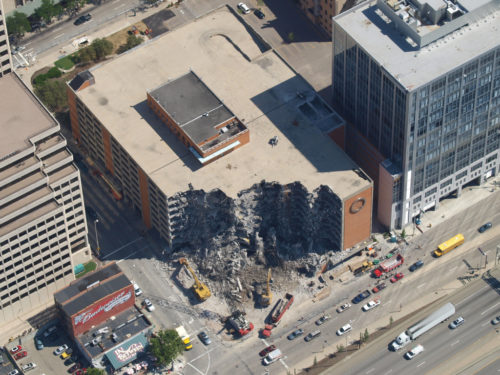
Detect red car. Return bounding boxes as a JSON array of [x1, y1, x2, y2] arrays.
[[75, 369, 86, 375], [390, 273, 404, 283], [372, 282, 387, 293], [14, 351, 27, 360], [10, 345, 22, 354], [259, 344, 276, 357]]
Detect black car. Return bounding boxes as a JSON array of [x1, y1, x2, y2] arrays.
[[352, 290, 371, 304], [478, 222, 492, 233], [74, 14, 91, 26], [64, 357, 75, 366], [198, 331, 211, 345], [287, 328, 304, 340], [254, 9, 265, 19], [409, 260, 424, 272]]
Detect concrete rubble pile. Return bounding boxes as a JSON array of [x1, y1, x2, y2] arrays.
[[168, 181, 343, 300]]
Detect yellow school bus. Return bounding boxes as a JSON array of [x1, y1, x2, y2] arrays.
[[434, 234, 465, 257]]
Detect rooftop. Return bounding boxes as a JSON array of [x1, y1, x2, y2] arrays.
[[55, 262, 131, 316], [74, 6, 370, 200], [334, 0, 500, 89], [0, 74, 57, 159]]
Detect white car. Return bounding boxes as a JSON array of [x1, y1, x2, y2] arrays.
[[362, 300, 380, 312], [336, 323, 352, 336], [143, 299, 155, 312], [54, 344, 68, 356], [405, 344, 424, 359], [237, 2, 250, 14], [21, 363, 37, 372], [336, 303, 351, 313]]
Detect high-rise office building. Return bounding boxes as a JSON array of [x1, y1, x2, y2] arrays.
[[0, 0, 12, 77], [332, 0, 500, 229], [0, 18, 90, 321]]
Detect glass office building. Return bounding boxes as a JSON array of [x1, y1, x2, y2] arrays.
[[332, 0, 500, 229]]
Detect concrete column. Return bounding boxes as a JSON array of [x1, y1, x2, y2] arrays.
[[434, 199, 440, 210], [456, 185, 462, 197]]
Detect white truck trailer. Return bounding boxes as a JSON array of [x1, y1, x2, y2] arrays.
[[390, 302, 455, 351]]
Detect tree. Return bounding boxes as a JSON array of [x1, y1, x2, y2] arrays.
[[91, 38, 113, 60], [401, 229, 406, 239], [34, 80, 68, 112], [363, 328, 370, 342], [117, 34, 143, 54], [86, 369, 105, 375], [148, 329, 184, 367], [6, 12, 31, 37], [35, 0, 58, 24], [390, 316, 394, 326], [77, 45, 97, 63], [287, 32, 295, 42]]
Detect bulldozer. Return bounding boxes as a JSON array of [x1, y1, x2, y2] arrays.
[[260, 268, 272, 307], [179, 258, 211, 301]]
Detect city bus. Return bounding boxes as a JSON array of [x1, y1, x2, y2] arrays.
[[434, 234, 465, 257]]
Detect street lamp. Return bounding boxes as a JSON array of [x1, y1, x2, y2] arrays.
[[94, 219, 100, 257]]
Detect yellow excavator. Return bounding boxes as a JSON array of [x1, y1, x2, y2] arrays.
[[179, 258, 211, 301], [260, 268, 272, 307]]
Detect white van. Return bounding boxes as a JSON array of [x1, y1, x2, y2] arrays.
[[237, 2, 251, 14], [262, 349, 282, 365], [405, 344, 424, 359]]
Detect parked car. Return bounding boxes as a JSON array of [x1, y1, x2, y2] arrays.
[[68, 363, 82, 373], [362, 300, 381, 311], [143, 299, 155, 311], [390, 273, 404, 283], [254, 9, 265, 19], [21, 362, 36, 372], [10, 345, 22, 354], [8, 370, 19, 375], [14, 351, 27, 360], [315, 314, 331, 326], [198, 331, 211, 345], [449, 316, 465, 329], [336, 303, 351, 313], [259, 345, 276, 357], [304, 330, 321, 342], [287, 328, 304, 340], [54, 344, 69, 356], [478, 222, 492, 233], [336, 324, 352, 336], [409, 260, 424, 272], [61, 351, 71, 359], [43, 326, 57, 338], [491, 315, 500, 325], [372, 283, 386, 293], [352, 290, 371, 304], [35, 337, 43, 350], [75, 370, 86, 375], [65, 357, 76, 366], [74, 14, 91, 26], [237, 2, 250, 14]]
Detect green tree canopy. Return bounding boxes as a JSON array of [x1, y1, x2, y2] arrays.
[[35, 0, 58, 24], [86, 369, 106, 375], [6, 12, 31, 37], [148, 329, 184, 367], [91, 38, 113, 60], [34, 80, 68, 112]]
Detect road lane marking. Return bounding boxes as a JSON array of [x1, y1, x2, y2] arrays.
[[115, 4, 126, 8], [482, 321, 490, 327], [450, 340, 460, 346], [54, 33, 65, 38], [261, 338, 270, 346], [417, 361, 426, 367], [102, 237, 143, 259], [456, 285, 489, 306], [186, 362, 204, 375], [116, 245, 149, 263], [481, 302, 500, 315], [366, 368, 375, 374], [279, 358, 289, 370], [417, 283, 426, 288], [384, 370, 393, 375]]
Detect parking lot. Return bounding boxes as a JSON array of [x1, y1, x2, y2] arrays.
[[2, 323, 87, 375]]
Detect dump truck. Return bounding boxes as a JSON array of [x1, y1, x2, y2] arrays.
[[229, 311, 254, 337], [260, 268, 272, 307], [349, 260, 374, 275], [179, 258, 211, 301], [175, 326, 192, 350], [373, 254, 404, 278], [390, 303, 455, 351]]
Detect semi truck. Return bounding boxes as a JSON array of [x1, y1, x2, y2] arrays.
[[175, 326, 192, 350], [373, 254, 404, 278], [271, 293, 294, 323], [390, 303, 455, 351]]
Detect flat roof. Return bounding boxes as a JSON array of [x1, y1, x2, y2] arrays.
[[55, 263, 131, 316], [75, 7, 370, 199], [0, 74, 57, 158], [149, 71, 235, 145], [334, 1, 500, 89]]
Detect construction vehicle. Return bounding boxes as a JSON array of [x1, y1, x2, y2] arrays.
[[228, 311, 254, 337], [175, 326, 192, 350], [260, 268, 272, 307], [271, 293, 294, 323], [349, 259, 373, 275], [179, 258, 211, 301], [372, 254, 404, 278]]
